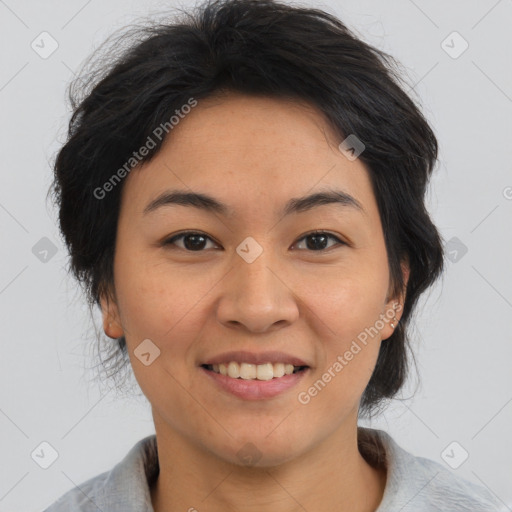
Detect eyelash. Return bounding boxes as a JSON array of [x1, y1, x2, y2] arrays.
[[163, 230, 346, 252]]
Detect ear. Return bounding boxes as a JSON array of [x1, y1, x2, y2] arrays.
[[381, 259, 410, 341], [99, 290, 124, 339]]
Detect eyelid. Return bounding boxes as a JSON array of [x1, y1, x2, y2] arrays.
[[292, 230, 346, 250], [164, 231, 220, 250]]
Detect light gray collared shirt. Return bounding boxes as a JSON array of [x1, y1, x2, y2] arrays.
[[42, 427, 507, 511]]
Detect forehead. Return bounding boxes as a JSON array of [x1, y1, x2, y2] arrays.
[[167, 92, 341, 155], [121, 93, 378, 221]]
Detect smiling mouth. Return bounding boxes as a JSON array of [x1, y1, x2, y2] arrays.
[[201, 362, 309, 380]]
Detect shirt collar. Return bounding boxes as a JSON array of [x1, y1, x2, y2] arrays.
[[94, 434, 159, 512], [92, 428, 396, 511]]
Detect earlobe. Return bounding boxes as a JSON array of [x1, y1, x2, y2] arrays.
[[99, 293, 124, 339], [382, 259, 410, 340], [381, 300, 402, 339]]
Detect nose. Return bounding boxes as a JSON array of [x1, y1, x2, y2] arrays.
[[216, 249, 299, 333]]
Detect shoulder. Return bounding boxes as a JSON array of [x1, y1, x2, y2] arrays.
[[42, 434, 159, 512], [358, 427, 506, 512], [42, 469, 111, 512]]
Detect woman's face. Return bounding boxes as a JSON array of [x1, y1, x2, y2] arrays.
[[101, 92, 407, 466]]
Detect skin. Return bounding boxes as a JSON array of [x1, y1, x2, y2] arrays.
[[101, 92, 409, 512]]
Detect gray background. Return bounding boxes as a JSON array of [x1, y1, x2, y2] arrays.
[[1, 0, 511, 510]]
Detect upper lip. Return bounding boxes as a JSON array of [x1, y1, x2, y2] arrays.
[[202, 350, 310, 367]]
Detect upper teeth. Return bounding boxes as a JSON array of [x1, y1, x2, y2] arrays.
[[211, 362, 300, 380]]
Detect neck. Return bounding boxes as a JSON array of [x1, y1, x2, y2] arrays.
[[150, 416, 387, 512]]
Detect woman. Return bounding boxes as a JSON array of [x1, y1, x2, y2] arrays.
[[44, 0, 505, 510]]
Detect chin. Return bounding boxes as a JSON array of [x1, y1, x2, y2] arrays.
[[209, 431, 308, 469]]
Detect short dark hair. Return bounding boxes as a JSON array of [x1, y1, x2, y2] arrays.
[[49, 0, 445, 417]]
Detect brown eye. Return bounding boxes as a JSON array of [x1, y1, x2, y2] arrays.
[[163, 230, 345, 252], [293, 231, 345, 251], [164, 232, 218, 251]]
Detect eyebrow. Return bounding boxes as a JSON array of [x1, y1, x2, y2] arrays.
[[143, 188, 365, 217]]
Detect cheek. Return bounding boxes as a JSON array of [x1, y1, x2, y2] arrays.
[[114, 252, 208, 340], [307, 266, 388, 399], [113, 264, 207, 409], [332, 287, 387, 345], [310, 267, 389, 342]]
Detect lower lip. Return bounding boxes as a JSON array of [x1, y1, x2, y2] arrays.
[[200, 367, 309, 400]]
